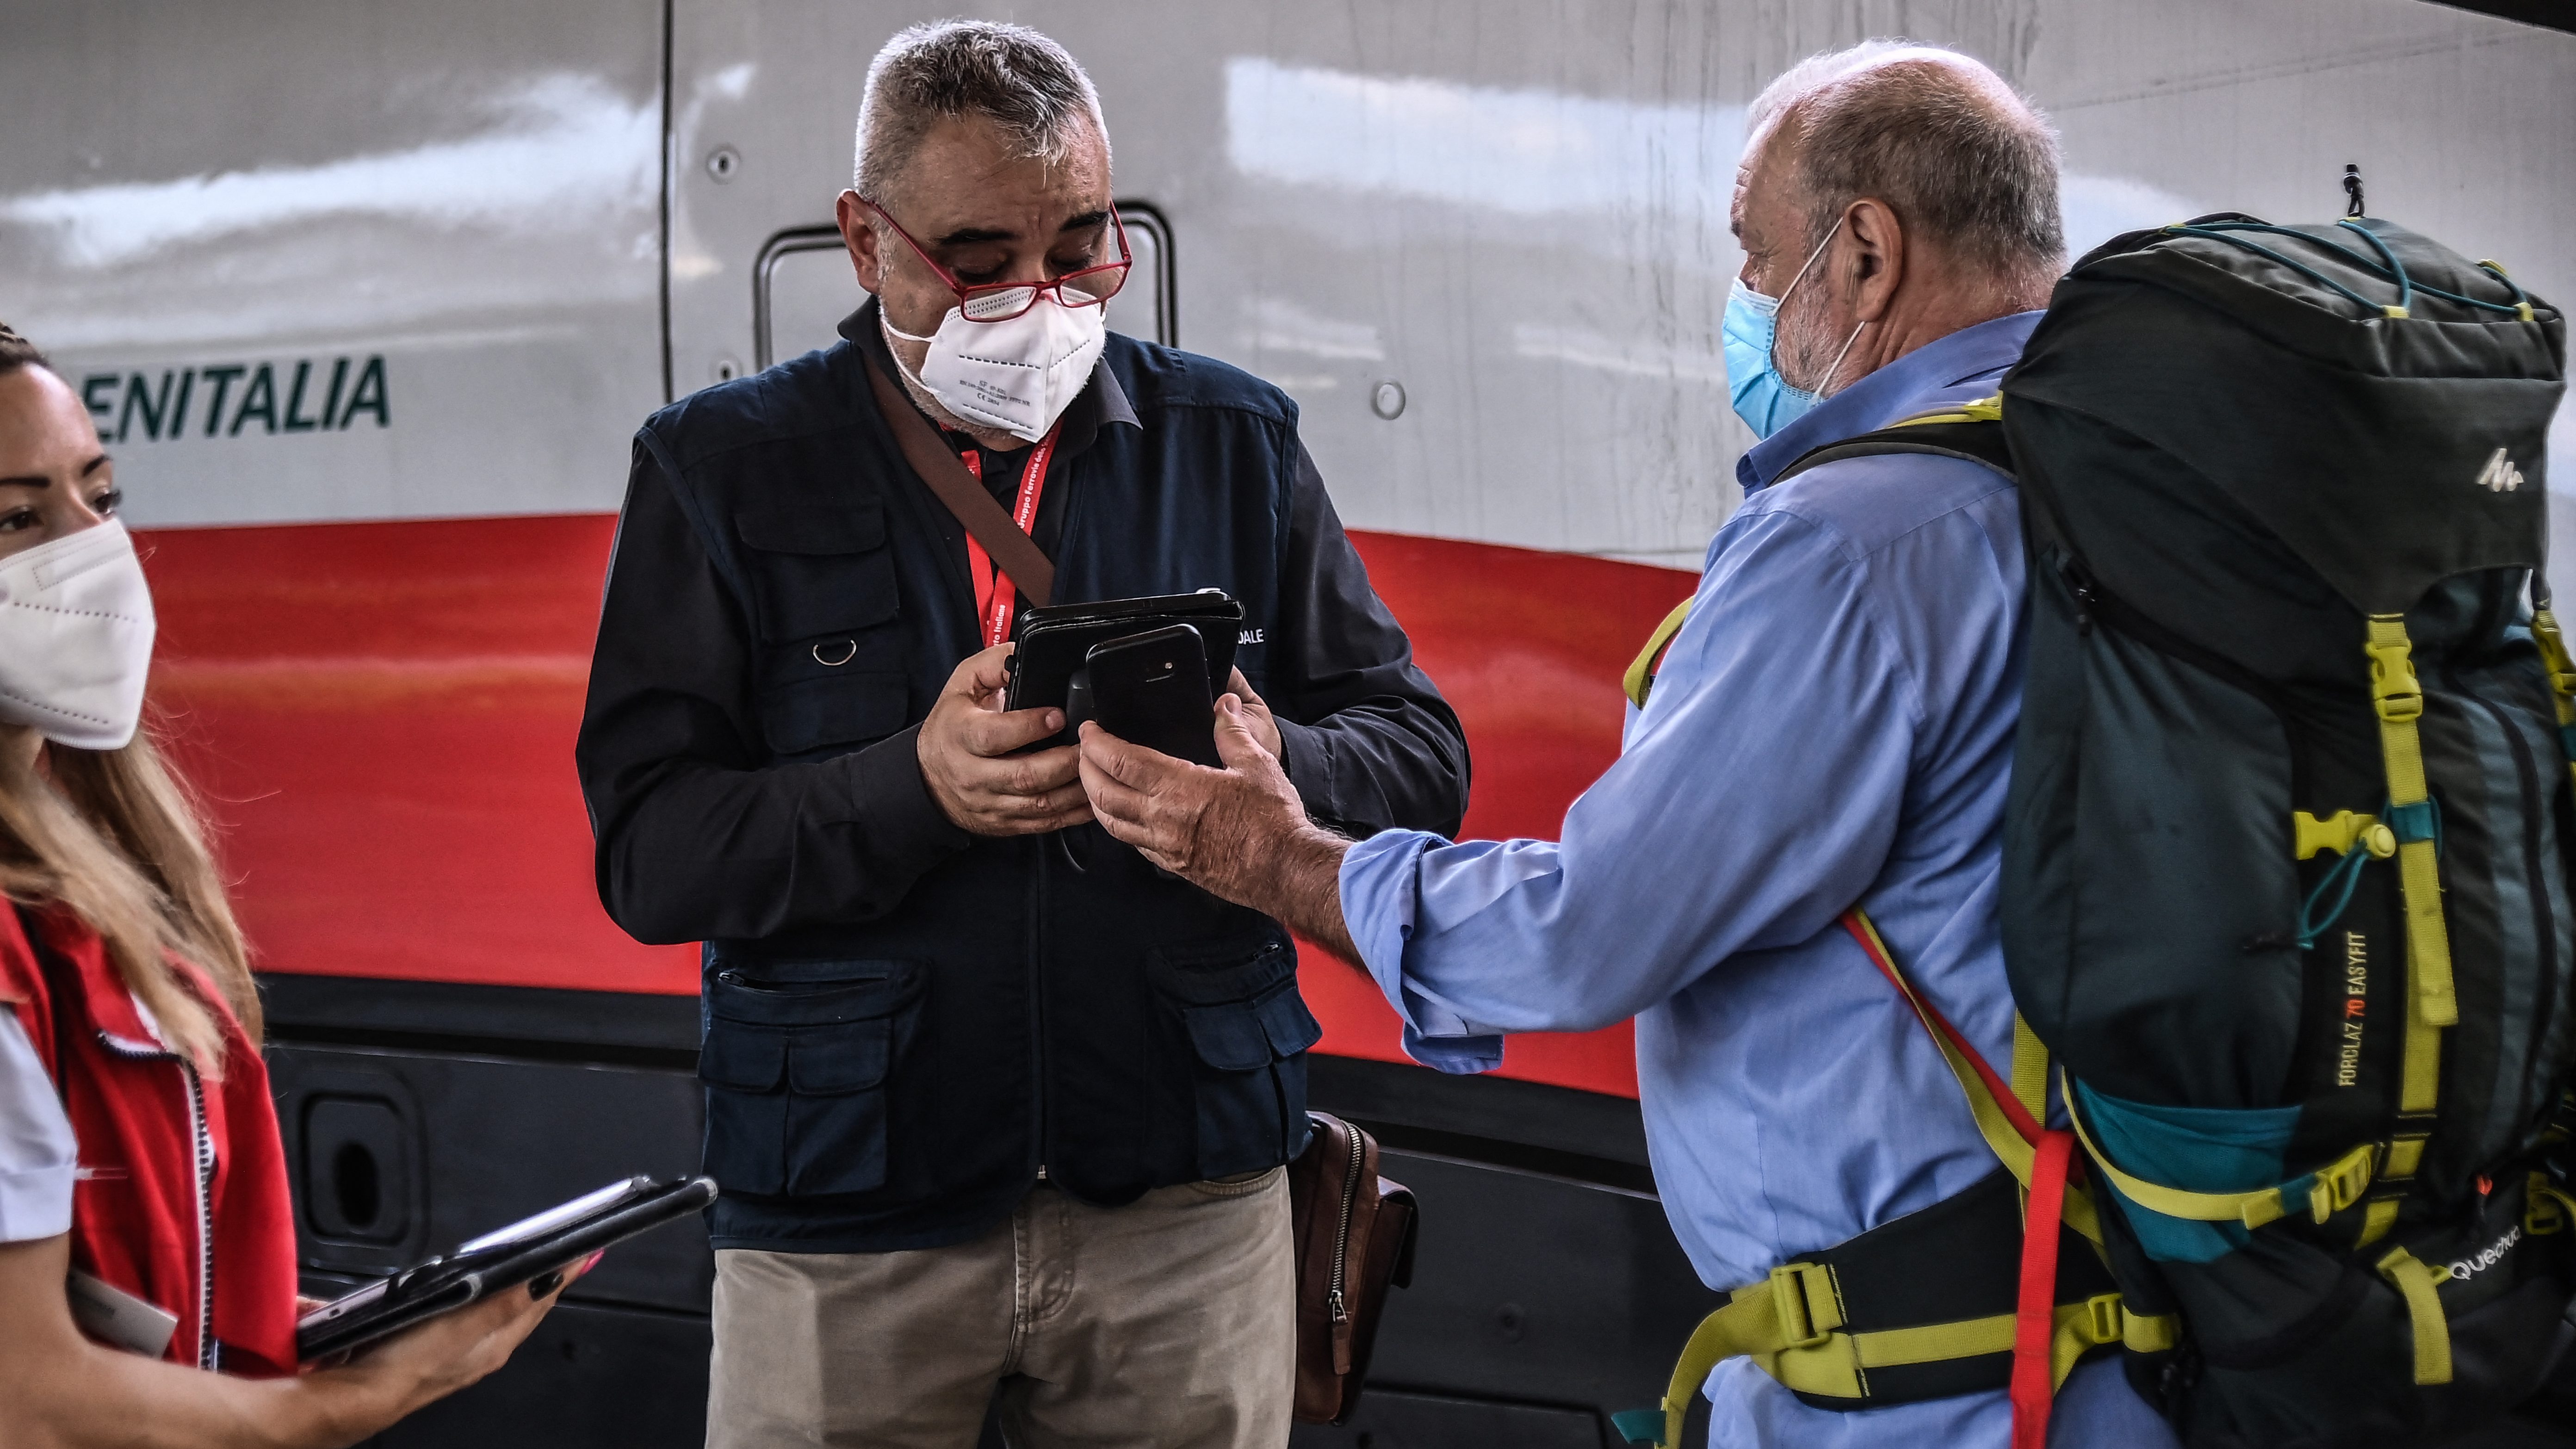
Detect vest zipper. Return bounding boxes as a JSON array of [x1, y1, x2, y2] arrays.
[[1030, 835, 1051, 1182], [181, 1062, 217, 1369], [90, 1022, 215, 1368]]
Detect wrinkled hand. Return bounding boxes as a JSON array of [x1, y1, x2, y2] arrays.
[[919, 644, 1093, 836], [1225, 668, 1283, 759], [1077, 695, 1314, 910]]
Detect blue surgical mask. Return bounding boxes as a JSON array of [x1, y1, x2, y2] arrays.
[[1724, 219, 1865, 440]]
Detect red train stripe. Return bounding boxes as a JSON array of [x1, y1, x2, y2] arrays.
[[139, 515, 1696, 1100]]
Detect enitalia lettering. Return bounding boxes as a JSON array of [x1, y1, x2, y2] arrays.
[[79, 356, 390, 443]]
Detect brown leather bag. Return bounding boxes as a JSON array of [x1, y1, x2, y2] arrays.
[[1287, 1111, 1418, 1424]]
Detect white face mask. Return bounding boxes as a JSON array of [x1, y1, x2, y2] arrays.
[[884, 295, 1107, 443], [0, 520, 156, 750]]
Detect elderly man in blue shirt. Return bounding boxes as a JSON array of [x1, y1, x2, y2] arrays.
[[1079, 40, 2184, 1449]]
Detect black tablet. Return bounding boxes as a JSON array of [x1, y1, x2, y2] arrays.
[[1003, 590, 1242, 743], [296, 1175, 718, 1363]]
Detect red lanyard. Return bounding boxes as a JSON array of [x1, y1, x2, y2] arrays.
[[958, 422, 1062, 648]]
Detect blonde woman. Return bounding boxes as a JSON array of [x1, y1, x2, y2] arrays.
[[0, 324, 567, 1447]]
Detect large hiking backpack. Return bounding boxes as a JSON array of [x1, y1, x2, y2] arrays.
[[1616, 216, 2575, 1449], [1998, 214, 2575, 1445]]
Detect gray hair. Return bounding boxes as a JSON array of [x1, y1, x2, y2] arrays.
[[1749, 40, 2063, 284], [852, 20, 1108, 201]]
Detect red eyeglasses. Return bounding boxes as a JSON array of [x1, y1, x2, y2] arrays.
[[861, 197, 1132, 323]]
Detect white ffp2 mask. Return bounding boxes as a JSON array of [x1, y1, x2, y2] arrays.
[[885, 296, 1107, 443], [0, 520, 157, 750]]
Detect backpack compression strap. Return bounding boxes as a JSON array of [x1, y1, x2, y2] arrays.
[[2359, 616, 2458, 1258]]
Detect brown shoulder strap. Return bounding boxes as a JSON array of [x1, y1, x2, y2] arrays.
[[861, 351, 1055, 607]]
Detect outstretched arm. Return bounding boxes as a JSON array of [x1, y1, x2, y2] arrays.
[[1078, 695, 1360, 963]]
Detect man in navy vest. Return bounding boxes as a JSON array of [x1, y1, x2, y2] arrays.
[[575, 20, 1466, 1448]]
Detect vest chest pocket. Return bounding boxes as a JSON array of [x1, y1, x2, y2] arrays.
[[698, 961, 924, 1198], [732, 499, 899, 645], [1150, 939, 1321, 1178], [733, 500, 910, 757]]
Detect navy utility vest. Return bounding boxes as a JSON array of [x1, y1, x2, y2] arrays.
[[640, 329, 1321, 1252]]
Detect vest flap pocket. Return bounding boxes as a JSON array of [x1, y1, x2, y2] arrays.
[[1179, 981, 1316, 1072], [787, 1019, 892, 1095], [699, 1022, 786, 1092], [734, 501, 886, 555], [732, 499, 898, 640], [1257, 984, 1323, 1058], [1182, 997, 1276, 1072], [759, 673, 910, 758]]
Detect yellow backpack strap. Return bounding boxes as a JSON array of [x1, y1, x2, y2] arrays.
[[1609, 1268, 2176, 1444], [1624, 598, 1695, 710], [2362, 616, 2454, 1207], [2063, 1092, 2381, 1229], [2529, 607, 2576, 796], [2374, 1247, 2455, 1385], [1614, 916, 2182, 1445], [1630, 393, 2003, 716], [1841, 913, 2105, 1248], [1889, 393, 2006, 428], [2011, 1013, 2050, 1127]]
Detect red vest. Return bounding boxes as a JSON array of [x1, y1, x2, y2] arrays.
[[0, 905, 298, 1375]]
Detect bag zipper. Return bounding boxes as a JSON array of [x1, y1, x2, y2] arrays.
[[1327, 1122, 1363, 1358], [2059, 556, 2296, 716]]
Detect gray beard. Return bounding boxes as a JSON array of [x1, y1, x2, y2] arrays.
[[1773, 290, 1858, 398]]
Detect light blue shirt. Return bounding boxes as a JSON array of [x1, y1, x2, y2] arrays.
[[1338, 314, 2180, 1448]]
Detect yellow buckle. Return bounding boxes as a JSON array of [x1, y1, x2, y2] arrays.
[[2310, 1144, 2379, 1224], [2295, 811, 2396, 861], [2084, 1294, 2124, 1345], [1770, 1263, 1835, 1349], [2529, 1175, 2571, 1236], [2365, 637, 2422, 720]]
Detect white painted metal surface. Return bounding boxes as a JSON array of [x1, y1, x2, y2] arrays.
[[2, 0, 2570, 559], [0, 0, 666, 527]]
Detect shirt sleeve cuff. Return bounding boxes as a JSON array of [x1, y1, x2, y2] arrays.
[[1338, 830, 1506, 1075], [842, 724, 974, 860], [0, 1162, 74, 1244], [1273, 717, 1327, 794]]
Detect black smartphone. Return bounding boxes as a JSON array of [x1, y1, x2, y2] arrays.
[[1085, 624, 1221, 767]]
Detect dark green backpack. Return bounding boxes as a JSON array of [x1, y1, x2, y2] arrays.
[[1983, 214, 2576, 1445], [1616, 217, 2573, 1449]]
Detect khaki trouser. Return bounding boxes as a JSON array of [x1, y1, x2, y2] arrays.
[[705, 1168, 1295, 1449]]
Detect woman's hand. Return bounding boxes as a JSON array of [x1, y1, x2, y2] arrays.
[[320, 1263, 580, 1427], [0, 1232, 586, 1449]]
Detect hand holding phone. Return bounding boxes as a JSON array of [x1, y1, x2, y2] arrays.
[[1085, 624, 1221, 767]]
